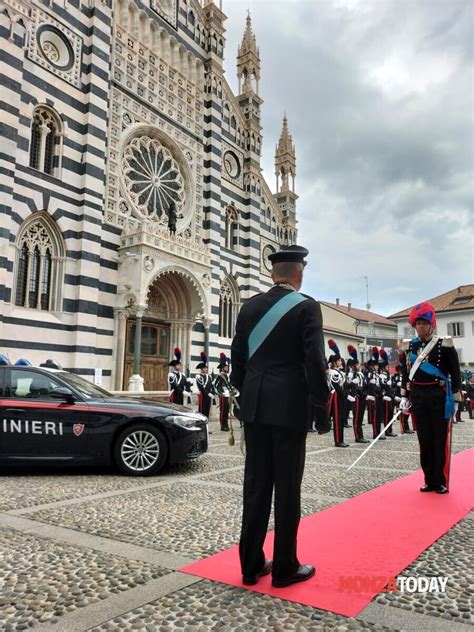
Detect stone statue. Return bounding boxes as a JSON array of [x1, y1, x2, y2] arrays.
[[167, 201, 177, 235]]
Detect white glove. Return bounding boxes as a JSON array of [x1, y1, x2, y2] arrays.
[[383, 396, 392, 402], [366, 395, 375, 402], [395, 396, 401, 403], [399, 397, 411, 412], [347, 395, 356, 402]]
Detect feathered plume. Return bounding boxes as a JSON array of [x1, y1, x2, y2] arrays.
[[174, 347, 181, 362], [328, 339, 340, 355], [200, 351, 208, 364], [347, 344, 358, 361], [379, 348, 389, 363], [371, 346, 379, 361], [219, 352, 227, 364]]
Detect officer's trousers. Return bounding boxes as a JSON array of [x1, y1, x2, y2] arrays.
[[198, 392, 211, 418], [411, 385, 451, 488], [329, 391, 345, 444], [219, 397, 229, 430], [239, 423, 306, 580], [353, 395, 366, 440], [368, 397, 383, 438]]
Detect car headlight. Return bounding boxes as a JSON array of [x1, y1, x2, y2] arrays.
[[166, 415, 206, 428]]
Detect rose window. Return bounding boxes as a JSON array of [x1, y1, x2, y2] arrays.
[[122, 135, 185, 222]]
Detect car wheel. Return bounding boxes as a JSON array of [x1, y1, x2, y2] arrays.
[[114, 424, 168, 476]]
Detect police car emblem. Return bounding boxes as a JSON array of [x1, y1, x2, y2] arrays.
[[73, 424, 84, 437]]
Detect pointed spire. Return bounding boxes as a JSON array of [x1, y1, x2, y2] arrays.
[[276, 114, 295, 157], [275, 114, 296, 193], [238, 12, 259, 59]]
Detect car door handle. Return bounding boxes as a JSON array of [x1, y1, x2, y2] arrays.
[[4, 408, 26, 414]]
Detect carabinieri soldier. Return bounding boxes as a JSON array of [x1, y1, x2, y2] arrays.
[[327, 340, 349, 447], [399, 302, 461, 493], [366, 347, 385, 440], [195, 352, 215, 419], [168, 347, 192, 405], [213, 352, 233, 431], [379, 348, 397, 437], [231, 245, 330, 589], [346, 345, 369, 443]]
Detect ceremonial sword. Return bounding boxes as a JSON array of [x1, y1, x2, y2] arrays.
[[347, 409, 402, 471]]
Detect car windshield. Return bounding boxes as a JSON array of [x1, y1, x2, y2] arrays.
[[56, 371, 112, 399]]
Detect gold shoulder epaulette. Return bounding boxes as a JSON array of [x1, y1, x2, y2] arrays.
[[401, 339, 411, 351], [441, 336, 454, 347]]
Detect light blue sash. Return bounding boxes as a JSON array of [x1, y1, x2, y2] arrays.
[[409, 351, 455, 420], [247, 292, 307, 360]]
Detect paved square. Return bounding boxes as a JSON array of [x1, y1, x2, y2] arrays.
[[0, 413, 472, 631]]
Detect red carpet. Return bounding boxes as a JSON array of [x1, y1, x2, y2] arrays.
[[180, 448, 473, 617]]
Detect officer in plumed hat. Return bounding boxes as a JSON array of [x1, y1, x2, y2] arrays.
[[213, 352, 233, 431], [345, 345, 370, 443], [195, 352, 215, 419], [399, 302, 461, 493], [327, 339, 349, 447], [231, 244, 330, 589], [168, 347, 192, 405]]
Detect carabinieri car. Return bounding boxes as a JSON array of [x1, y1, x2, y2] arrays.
[[0, 363, 208, 475]]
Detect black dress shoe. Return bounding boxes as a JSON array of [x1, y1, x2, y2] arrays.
[[420, 484, 434, 492], [436, 485, 449, 494], [221, 426, 230, 432], [335, 442, 349, 447], [242, 559, 273, 586], [405, 430, 415, 434], [356, 438, 370, 443], [272, 563, 315, 588], [343, 423, 350, 428], [385, 432, 397, 437]]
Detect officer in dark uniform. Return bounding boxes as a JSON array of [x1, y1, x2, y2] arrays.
[[366, 347, 385, 440], [327, 340, 349, 447], [195, 352, 215, 419], [213, 353, 234, 431], [168, 347, 192, 405], [379, 348, 397, 437], [346, 345, 369, 443], [230, 245, 330, 589], [399, 302, 461, 493]]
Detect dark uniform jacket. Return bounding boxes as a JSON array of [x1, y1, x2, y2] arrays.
[[196, 373, 215, 397], [400, 337, 461, 395], [230, 286, 329, 432]]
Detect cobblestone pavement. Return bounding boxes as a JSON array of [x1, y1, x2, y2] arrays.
[[0, 411, 472, 631]]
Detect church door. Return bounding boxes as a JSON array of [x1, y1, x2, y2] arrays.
[[124, 321, 170, 391]]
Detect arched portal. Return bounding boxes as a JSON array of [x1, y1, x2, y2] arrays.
[[122, 269, 207, 390]]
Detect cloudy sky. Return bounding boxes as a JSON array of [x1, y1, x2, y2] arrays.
[[221, 0, 473, 317]]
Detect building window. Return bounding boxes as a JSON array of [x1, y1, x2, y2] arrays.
[[219, 275, 240, 339], [14, 213, 64, 311], [447, 322, 464, 337], [225, 206, 238, 250], [29, 107, 62, 176]]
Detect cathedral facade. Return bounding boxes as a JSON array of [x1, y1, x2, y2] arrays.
[[0, 0, 298, 390]]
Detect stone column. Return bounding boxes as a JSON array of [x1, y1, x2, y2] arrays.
[[113, 308, 128, 390], [128, 309, 144, 391], [203, 317, 212, 359]]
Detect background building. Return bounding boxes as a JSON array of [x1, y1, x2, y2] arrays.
[[0, 0, 298, 390], [390, 285, 474, 368], [321, 300, 398, 364]]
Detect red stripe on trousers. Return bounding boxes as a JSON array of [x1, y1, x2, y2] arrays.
[[443, 419, 453, 488], [353, 398, 359, 440]]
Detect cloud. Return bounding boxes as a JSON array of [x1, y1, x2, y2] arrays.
[[223, 0, 473, 315]]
